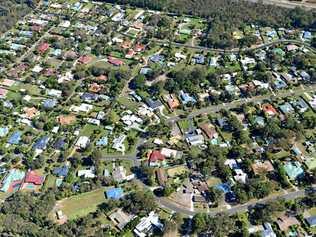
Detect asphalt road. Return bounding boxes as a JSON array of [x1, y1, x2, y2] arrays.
[[156, 185, 316, 216], [167, 84, 316, 123], [246, 0, 316, 9], [154, 39, 316, 54]]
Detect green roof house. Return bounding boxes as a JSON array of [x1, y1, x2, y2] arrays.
[[283, 161, 304, 180], [0, 169, 25, 192]]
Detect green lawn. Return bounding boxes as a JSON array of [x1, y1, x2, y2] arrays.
[[117, 96, 139, 110], [43, 174, 56, 190], [206, 176, 222, 187], [309, 207, 316, 216], [58, 188, 106, 220], [268, 150, 290, 160], [177, 119, 190, 134], [80, 124, 99, 136]]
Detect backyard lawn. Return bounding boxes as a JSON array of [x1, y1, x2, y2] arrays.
[[43, 174, 56, 190], [57, 188, 106, 220]]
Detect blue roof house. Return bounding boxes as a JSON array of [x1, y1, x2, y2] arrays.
[[140, 67, 152, 75], [292, 98, 309, 113], [254, 116, 265, 127], [96, 136, 108, 146], [267, 30, 277, 38], [0, 127, 9, 137], [192, 54, 205, 64], [53, 138, 66, 150], [20, 31, 33, 37], [303, 31, 312, 40], [8, 131, 22, 145], [52, 48, 62, 57], [33, 136, 50, 150], [106, 187, 124, 200], [179, 90, 196, 105], [284, 161, 304, 180], [150, 54, 165, 64], [305, 216, 316, 227], [273, 78, 287, 90], [72, 2, 82, 11], [215, 183, 231, 194], [81, 93, 98, 102], [43, 98, 57, 109], [53, 165, 69, 177], [0, 169, 25, 192], [279, 102, 294, 114]]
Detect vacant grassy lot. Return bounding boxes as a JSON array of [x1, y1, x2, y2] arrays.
[[43, 174, 56, 190], [167, 165, 188, 177], [206, 176, 222, 187], [58, 188, 106, 220], [309, 207, 316, 216], [177, 119, 190, 134]]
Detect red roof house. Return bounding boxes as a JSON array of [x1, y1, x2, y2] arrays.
[[125, 49, 135, 59], [96, 75, 108, 81], [38, 43, 49, 54], [262, 103, 278, 116], [134, 43, 145, 52], [79, 55, 93, 64], [24, 171, 45, 185], [108, 57, 124, 66], [149, 150, 166, 163]]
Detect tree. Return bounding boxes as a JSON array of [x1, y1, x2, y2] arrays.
[[130, 74, 146, 90], [122, 191, 157, 215], [312, 37, 316, 48], [192, 213, 207, 233], [163, 185, 175, 197], [208, 187, 224, 205], [208, 214, 236, 237], [109, 110, 120, 124]]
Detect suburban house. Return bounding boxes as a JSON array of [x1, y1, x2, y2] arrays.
[[148, 150, 166, 167], [276, 214, 300, 232], [262, 222, 276, 237], [77, 167, 96, 179], [0, 169, 25, 192], [112, 135, 126, 154], [160, 148, 182, 159], [38, 42, 49, 54], [305, 215, 316, 228], [75, 136, 90, 150], [134, 211, 164, 237], [106, 187, 124, 200], [53, 165, 69, 178], [112, 166, 135, 182], [109, 208, 134, 230], [21, 170, 45, 189]]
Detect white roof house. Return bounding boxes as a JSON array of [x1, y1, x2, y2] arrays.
[[78, 167, 95, 178], [76, 136, 90, 149], [32, 65, 43, 73], [262, 223, 276, 237], [234, 169, 247, 184], [112, 135, 126, 154], [59, 20, 71, 28], [186, 134, 204, 146], [160, 148, 182, 158], [112, 166, 135, 182], [134, 212, 163, 237], [70, 103, 93, 113], [87, 118, 100, 126], [58, 71, 74, 83], [47, 89, 62, 98]]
